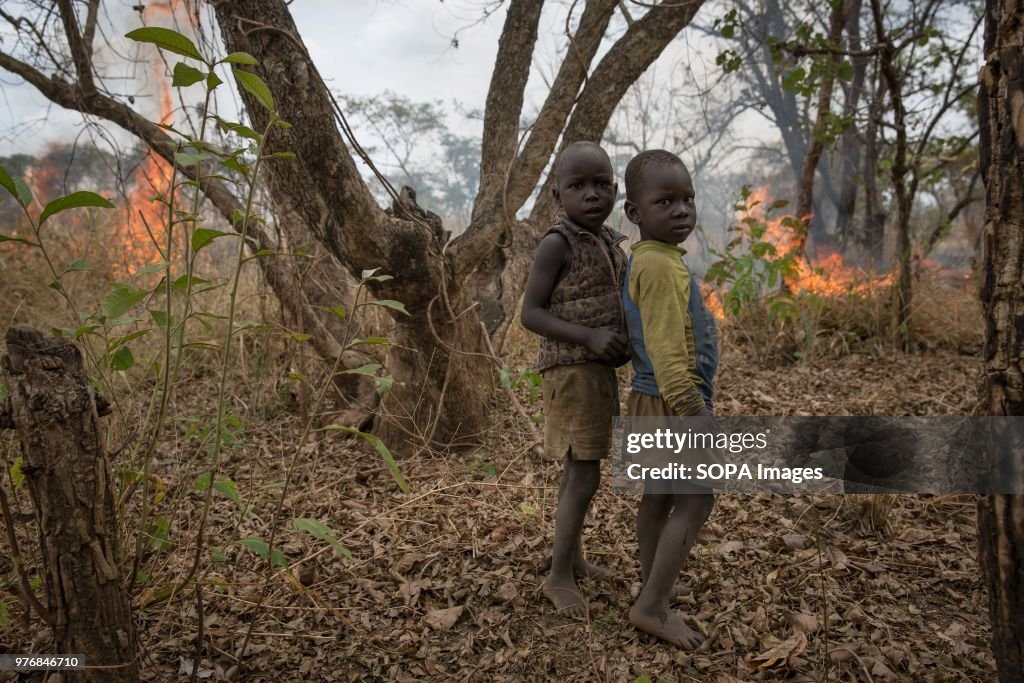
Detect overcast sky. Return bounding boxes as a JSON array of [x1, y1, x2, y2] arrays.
[[0, 1, 633, 156]]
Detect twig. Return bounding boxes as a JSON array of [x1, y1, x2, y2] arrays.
[[0, 484, 55, 626]]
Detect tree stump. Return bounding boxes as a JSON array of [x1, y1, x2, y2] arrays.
[[1, 327, 138, 682]]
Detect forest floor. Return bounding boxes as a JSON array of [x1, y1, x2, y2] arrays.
[[3, 334, 994, 681]]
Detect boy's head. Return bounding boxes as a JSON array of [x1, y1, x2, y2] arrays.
[[552, 141, 617, 231], [624, 149, 696, 245]]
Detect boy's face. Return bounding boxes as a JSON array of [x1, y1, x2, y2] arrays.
[[552, 147, 617, 231], [625, 163, 696, 245]]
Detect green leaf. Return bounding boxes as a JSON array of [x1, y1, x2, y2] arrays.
[[149, 517, 171, 550], [233, 68, 275, 111], [172, 62, 205, 87], [0, 234, 34, 246], [0, 383, 7, 400], [125, 27, 203, 61], [101, 283, 148, 319], [194, 472, 211, 491], [223, 51, 259, 65], [374, 375, 394, 394], [349, 336, 390, 347], [61, 259, 92, 275], [174, 151, 211, 166], [192, 227, 230, 252], [0, 165, 33, 208], [38, 191, 114, 225], [214, 477, 241, 507], [133, 261, 169, 277], [341, 363, 381, 378], [266, 151, 295, 159], [327, 305, 346, 320], [369, 299, 409, 315], [837, 60, 854, 82], [293, 518, 352, 559], [110, 347, 135, 371], [239, 535, 288, 567], [321, 426, 409, 493], [206, 71, 223, 90], [9, 458, 24, 488], [0, 164, 23, 205], [12, 177, 32, 208], [216, 118, 262, 141]]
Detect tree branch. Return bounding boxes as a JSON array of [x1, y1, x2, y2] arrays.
[[472, 0, 544, 216], [56, 0, 96, 93], [452, 0, 618, 276], [529, 0, 706, 223]]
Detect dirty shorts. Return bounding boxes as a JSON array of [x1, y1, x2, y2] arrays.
[[626, 390, 723, 494], [542, 362, 619, 461]]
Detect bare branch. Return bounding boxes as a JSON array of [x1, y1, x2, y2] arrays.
[[56, 0, 95, 92], [472, 0, 544, 217]]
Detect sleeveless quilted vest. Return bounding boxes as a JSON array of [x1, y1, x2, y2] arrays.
[[536, 217, 628, 372]]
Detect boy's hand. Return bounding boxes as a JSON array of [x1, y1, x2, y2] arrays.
[[585, 329, 628, 362]]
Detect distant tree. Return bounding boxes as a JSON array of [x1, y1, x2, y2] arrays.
[[341, 92, 480, 228]]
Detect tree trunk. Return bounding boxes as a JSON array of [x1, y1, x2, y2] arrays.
[[794, 0, 847, 262], [977, 0, 1024, 678], [834, 0, 867, 244], [1, 327, 138, 682], [862, 66, 887, 264], [211, 0, 494, 452], [870, 0, 913, 351]]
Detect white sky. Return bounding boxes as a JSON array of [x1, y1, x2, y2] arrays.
[[0, 1, 574, 154]]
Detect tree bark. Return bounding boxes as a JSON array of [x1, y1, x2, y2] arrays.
[[210, 0, 493, 451], [1, 327, 138, 682], [793, 0, 847, 261], [862, 66, 887, 263], [977, 0, 1024, 679], [834, 0, 868, 244], [870, 0, 914, 351]]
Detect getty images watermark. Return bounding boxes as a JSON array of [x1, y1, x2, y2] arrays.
[[611, 416, 1024, 494]]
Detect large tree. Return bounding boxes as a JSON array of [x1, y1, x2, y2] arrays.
[[0, 0, 706, 451], [976, 0, 1024, 679]]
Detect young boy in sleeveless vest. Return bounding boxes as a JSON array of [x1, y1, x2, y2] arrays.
[[521, 142, 630, 618], [621, 149, 720, 649]]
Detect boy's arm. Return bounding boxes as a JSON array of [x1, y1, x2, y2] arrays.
[[521, 233, 627, 361], [632, 257, 708, 417]]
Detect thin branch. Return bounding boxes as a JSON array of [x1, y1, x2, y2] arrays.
[[56, 0, 96, 92]]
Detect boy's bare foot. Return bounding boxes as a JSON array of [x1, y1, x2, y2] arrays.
[[573, 556, 613, 582], [542, 577, 587, 618], [629, 604, 704, 649]]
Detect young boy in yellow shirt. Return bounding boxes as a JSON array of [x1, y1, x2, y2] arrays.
[[621, 149, 719, 649]]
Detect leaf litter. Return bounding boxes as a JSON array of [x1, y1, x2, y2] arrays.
[[1, 341, 998, 680]]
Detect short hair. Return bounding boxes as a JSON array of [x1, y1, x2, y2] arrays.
[[554, 141, 612, 182], [624, 149, 688, 201]]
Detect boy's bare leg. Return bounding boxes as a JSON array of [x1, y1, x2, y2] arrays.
[[637, 493, 694, 597], [630, 490, 714, 649], [543, 455, 600, 617], [552, 456, 613, 582]]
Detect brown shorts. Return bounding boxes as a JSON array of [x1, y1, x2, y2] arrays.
[[625, 390, 726, 472], [542, 362, 619, 461]]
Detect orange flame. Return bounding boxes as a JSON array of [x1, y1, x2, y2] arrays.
[[742, 186, 894, 297], [115, 0, 193, 275]]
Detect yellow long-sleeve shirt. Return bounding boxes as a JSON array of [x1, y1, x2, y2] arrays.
[[627, 240, 706, 416]]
